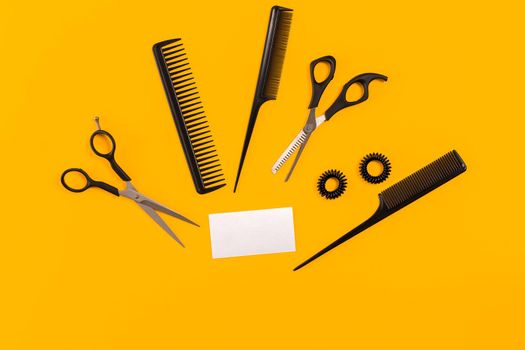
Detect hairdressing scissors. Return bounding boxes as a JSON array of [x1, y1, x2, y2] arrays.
[[61, 118, 198, 247], [272, 56, 388, 181]]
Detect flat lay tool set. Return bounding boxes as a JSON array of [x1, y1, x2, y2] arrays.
[[60, 5, 467, 271]]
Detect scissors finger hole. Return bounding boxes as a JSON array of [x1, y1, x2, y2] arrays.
[[313, 61, 332, 84], [91, 132, 115, 156], [345, 82, 365, 103], [61, 168, 90, 192]]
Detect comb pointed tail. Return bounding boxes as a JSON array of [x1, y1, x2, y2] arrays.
[[294, 202, 387, 271], [234, 99, 263, 192]]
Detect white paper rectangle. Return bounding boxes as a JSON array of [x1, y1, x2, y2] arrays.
[[209, 207, 296, 259]]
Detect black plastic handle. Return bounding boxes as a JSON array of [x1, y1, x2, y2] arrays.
[[324, 73, 388, 120], [89, 129, 131, 182], [308, 56, 336, 109], [61, 168, 120, 196]]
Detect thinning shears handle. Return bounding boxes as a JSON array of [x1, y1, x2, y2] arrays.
[[61, 168, 120, 196], [90, 129, 131, 182], [308, 56, 336, 109], [324, 72, 388, 121]]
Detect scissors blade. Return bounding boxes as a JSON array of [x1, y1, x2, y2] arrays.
[[137, 203, 185, 247], [121, 183, 198, 226], [139, 197, 199, 227], [284, 133, 311, 182], [272, 130, 308, 174]]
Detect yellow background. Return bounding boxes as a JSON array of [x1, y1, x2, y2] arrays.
[[1, 0, 524, 349]]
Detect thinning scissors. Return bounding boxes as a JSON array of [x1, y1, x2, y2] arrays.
[[61, 118, 199, 247], [272, 56, 388, 181]]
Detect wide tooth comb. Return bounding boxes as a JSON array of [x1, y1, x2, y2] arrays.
[[154, 38, 226, 194]]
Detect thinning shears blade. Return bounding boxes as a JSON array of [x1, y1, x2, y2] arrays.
[[272, 130, 308, 174], [284, 132, 311, 182], [272, 113, 326, 178]]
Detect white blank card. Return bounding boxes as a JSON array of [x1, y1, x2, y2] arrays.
[[209, 207, 296, 259]]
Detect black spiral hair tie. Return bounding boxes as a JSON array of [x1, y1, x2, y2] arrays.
[[317, 169, 347, 199], [359, 152, 391, 184]]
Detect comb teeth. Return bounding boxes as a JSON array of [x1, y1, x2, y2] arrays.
[[263, 8, 293, 99], [381, 150, 467, 210], [154, 38, 226, 193]]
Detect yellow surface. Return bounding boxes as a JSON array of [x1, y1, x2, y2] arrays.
[[1, 1, 524, 349]]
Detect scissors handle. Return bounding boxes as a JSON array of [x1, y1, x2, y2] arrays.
[[308, 56, 336, 109], [61, 168, 120, 196], [324, 73, 388, 121], [90, 129, 131, 182]]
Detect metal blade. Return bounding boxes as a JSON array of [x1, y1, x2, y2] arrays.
[[120, 182, 199, 227], [272, 130, 308, 174], [137, 203, 185, 247], [284, 133, 311, 182], [140, 197, 199, 227]]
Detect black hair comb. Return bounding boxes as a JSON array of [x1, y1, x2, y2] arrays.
[[153, 38, 226, 194], [233, 6, 293, 192], [294, 150, 467, 271]]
